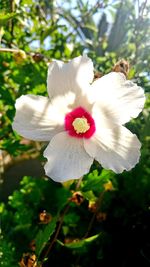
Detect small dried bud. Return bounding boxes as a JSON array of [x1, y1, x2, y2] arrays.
[[2, 61, 9, 67], [28, 254, 37, 267], [88, 201, 97, 213], [32, 53, 44, 62], [96, 212, 107, 222], [13, 50, 26, 64], [19, 253, 37, 267], [103, 181, 113, 191], [94, 71, 103, 81], [69, 191, 84, 205], [112, 59, 129, 78], [39, 210, 52, 224], [19, 258, 26, 267]]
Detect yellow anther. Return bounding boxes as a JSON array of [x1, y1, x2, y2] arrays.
[[72, 117, 90, 134]]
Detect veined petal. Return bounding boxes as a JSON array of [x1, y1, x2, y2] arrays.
[[92, 102, 118, 130], [84, 126, 141, 173], [90, 72, 145, 125], [43, 132, 93, 182], [12, 93, 75, 141], [47, 55, 94, 101]]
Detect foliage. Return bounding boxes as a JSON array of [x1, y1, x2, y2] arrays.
[[0, 0, 150, 266]]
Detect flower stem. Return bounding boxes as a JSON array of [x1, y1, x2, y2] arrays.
[[40, 178, 83, 265], [83, 191, 105, 238], [75, 176, 83, 190], [41, 203, 70, 265], [74, 191, 105, 266]]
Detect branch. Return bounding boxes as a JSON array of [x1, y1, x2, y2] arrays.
[[0, 48, 20, 52], [83, 191, 105, 239], [40, 177, 84, 265], [41, 203, 70, 265], [140, 0, 148, 18], [9, 0, 15, 45]]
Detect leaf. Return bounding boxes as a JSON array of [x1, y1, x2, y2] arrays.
[[0, 12, 17, 25], [82, 190, 97, 202], [82, 23, 98, 33], [22, 0, 33, 4], [65, 234, 99, 249], [98, 13, 108, 38], [58, 233, 102, 250], [40, 25, 58, 43], [107, 2, 132, 51], [82, 170, 114, 193], [35, 218, 57, 257], [0, 237, 18, 267], [64, 212, 80, 226]]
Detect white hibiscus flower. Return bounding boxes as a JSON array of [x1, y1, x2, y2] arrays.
[[12, 55, 145, 182]]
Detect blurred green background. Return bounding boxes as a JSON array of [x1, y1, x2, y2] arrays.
[[0, 0, 150, 266]]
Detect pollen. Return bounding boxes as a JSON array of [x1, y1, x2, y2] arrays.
[[72, 117, 90, 134]]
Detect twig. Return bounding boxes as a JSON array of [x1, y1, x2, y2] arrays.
[[137, 0, 140, 17], [75, 191, 105, 266], [140, 0, 148, 18], [9, 0, 15, 46], [75, 176, 83, 190], [83, 191, 104, 239], [0, 48, 20, 52], [41, 203, 70, 265], [0, 47, 50, 62], [40, 177, 83, 265], [132, 0, 148, 66]]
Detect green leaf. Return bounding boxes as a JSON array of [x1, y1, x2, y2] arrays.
[[0, 12, 17, 25], [35, 218, 57, 257], [21, 0, 33, 4], [64, 212, 80, 226], [58, 233, 102, 250], [83, 23, 98, 33], [82, 190, 97, 202], [82, 170, 114, 193]]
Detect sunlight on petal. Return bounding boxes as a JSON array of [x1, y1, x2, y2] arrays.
[[47, 55, 94, 102], [84, 126, 141, 173], [12, 93, 75, 141], [44, 132, 93, 182], [90, 72, 145, 124]]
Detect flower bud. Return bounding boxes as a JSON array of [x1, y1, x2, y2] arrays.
[[13, 50, 26, 64], [69, 191, 84, 205], [32, 53, 44, 62], [103, 181, 114, 191], [39, 210, 52, 224], [112, 59, 129, 77]]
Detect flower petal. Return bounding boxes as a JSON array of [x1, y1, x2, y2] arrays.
[[90, 72, 145, 124], [92, 102, 118, 130], [43, 132, 93, 182], [12, 93, 75, 141], [47, 55, 94, 100], [84, 126, 141, 173]]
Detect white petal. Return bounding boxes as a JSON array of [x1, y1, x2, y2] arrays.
[[90, 72, 145, 124], [12, 93, 75, 141], [47, 55, 94, 101], [84, 126, 141, 173], [44, 132, 93, 182], [92, 102, 118, 130]]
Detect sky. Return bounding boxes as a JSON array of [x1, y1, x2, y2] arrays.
[[29, 0, 149, 49]]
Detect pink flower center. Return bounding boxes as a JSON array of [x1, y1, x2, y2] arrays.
[[65, 107, 96, 138]]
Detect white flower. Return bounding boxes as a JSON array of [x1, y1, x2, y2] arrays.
[[12, 55, 145, 182]]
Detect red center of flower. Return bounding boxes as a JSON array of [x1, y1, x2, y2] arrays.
[[65, 107, 96, 138]]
